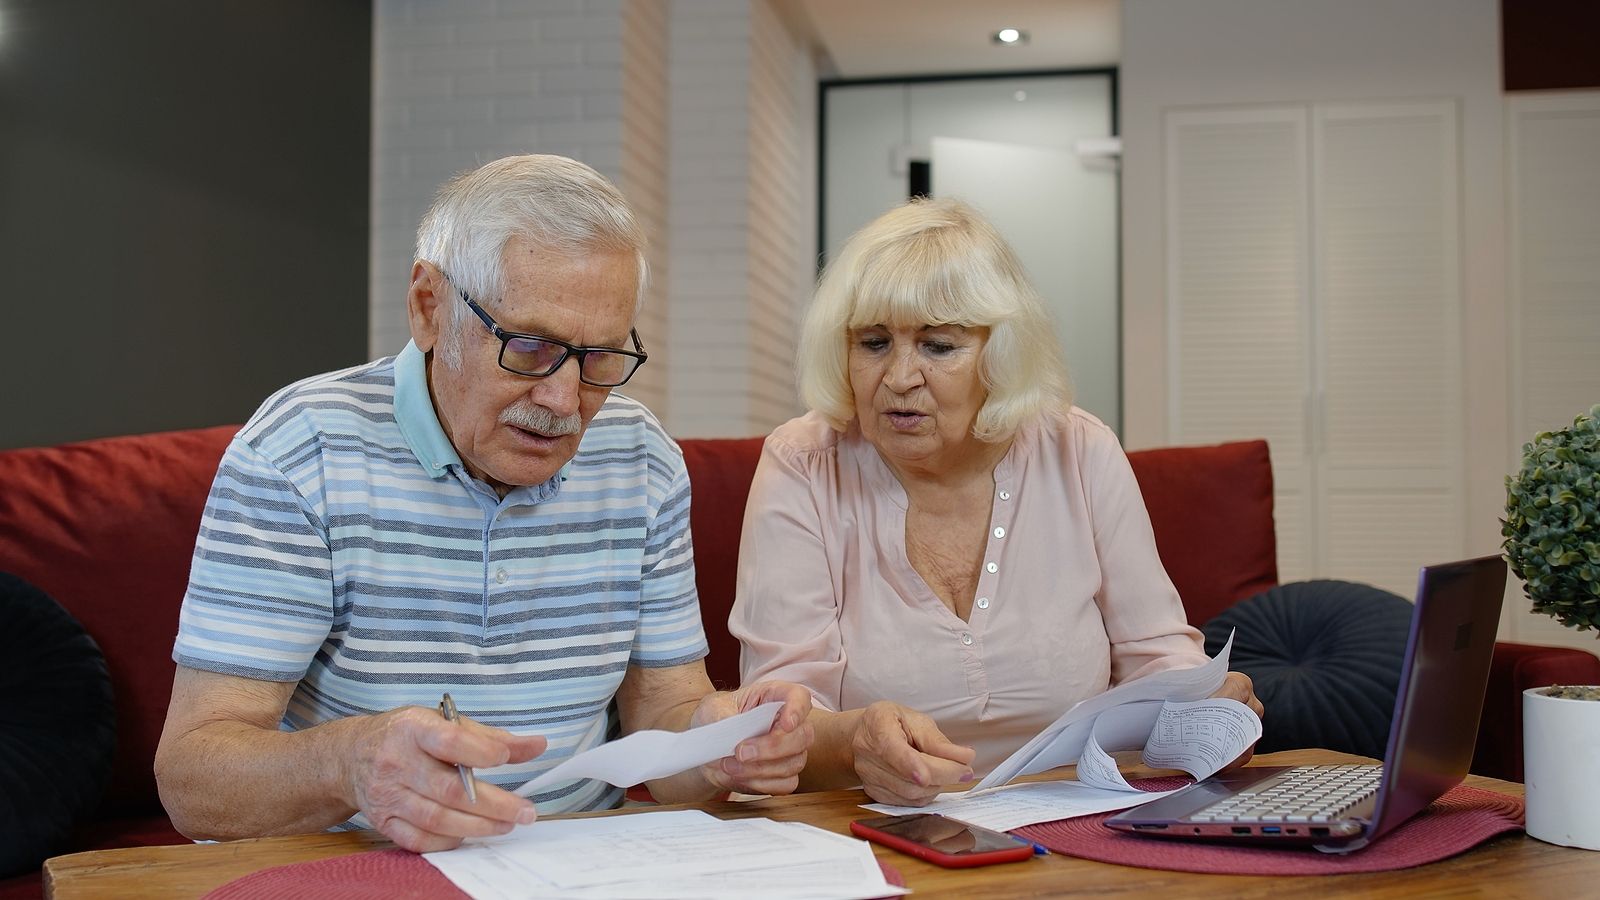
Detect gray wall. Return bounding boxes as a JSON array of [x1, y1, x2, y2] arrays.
[[0, 0, 371, 450]]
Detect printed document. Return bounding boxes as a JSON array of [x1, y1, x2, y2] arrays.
[[865, 634, 1261, 830], [425, 809, 907, 900]]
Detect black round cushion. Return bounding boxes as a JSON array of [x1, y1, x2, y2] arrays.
[[1202, 580, 1413, 759], [0, 573, 117, 877]]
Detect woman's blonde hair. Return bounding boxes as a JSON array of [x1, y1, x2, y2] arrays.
[[797, 197, 1071, 441]]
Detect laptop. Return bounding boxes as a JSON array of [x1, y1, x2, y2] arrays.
[[1104, 555, 1507, 853]]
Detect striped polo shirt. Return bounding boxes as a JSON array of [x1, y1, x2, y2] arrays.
[[173, 341, 708, 824]]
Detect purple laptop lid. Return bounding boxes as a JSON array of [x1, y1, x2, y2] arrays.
[[1364, 555, 1507, 843]]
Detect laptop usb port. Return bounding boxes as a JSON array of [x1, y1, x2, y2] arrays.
[[1231, 827, 1251, 835], [1131, 824, 1167, 831], [1311, 827, 1330, 837], [1261, 826, 1281, 834]]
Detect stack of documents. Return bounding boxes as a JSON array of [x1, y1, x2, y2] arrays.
[[426, 809, 907, 899], [864, 633, 1261, 831]]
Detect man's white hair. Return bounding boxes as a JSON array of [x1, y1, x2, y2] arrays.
[[414, 154, 647, 368]]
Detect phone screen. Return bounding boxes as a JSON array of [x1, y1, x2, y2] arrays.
[[856, 814, 1030, 856]]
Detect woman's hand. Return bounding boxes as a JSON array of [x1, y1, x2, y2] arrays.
[[851, 701, 976, 806], [691, 682, 814, 796], [1210, 671, 1264, 772]]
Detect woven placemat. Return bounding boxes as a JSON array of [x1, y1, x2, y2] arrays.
[[1014, 776, 1525, 875], [202, 845, 908, 898]]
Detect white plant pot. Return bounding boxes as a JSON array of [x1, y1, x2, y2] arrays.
[[1523, 686, 1600, 850]]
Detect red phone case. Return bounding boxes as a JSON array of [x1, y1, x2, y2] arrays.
[[849, 818, 1036, 868]]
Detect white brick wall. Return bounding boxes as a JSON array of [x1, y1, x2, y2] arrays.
[[747, 0, 815, 431], [371, 0, 813, 435], [666, 0, 751, 436], [372, 0, 655, 400], [620, 0, 670, 418], [666, 0, 815, 437]]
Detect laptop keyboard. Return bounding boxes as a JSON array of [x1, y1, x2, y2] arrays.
[[1187, 765, 1382, 824]]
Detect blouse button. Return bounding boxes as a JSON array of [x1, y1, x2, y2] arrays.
[[985, 562, 998, 574], [494, 567, 509, 585], [961, 632, 974, 646], [976, 597, 990, 610], [993, 526, 1006, 539], [998, 490, 1011, 501]]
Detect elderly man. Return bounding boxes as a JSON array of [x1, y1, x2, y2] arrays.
[[154, 155, 812, 852]]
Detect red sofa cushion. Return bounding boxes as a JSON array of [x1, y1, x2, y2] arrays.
[[0, 426, 237, 818], [1126, 439, 1279, 627], [1475, 640, 1600, 782], [679, 437, 766, 690]]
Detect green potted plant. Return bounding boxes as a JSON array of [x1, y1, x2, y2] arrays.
[[1503, 403, 1600, 850]]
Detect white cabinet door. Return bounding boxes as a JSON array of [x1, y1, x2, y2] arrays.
[[1507, 91, 1600, 646], [1165, 106, 1314, 582], [1313, 101, 1464, 596], [1166, 101, 1464, 596]]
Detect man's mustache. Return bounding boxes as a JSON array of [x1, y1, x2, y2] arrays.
[[500, 403, 581, 436]]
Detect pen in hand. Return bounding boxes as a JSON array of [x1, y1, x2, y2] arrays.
[[438, 692, 478, 804]]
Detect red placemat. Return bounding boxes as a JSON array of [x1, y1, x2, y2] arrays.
[[1014, 776, 1525, 875], [202, 846, 908, 899]]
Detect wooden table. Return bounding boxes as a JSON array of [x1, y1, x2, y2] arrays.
[[44, 750, 1597, 898]]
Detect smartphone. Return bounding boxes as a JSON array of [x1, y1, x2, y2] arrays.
[[849, 814, 1037, 868]]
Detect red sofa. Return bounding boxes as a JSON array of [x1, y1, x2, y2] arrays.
[[2, 427, 1595, 899]]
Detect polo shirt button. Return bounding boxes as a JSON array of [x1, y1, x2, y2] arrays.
[[985, 562, 998, 574], [494, 567, 509, 584], [993, 526, 1006, 539], [977, 597, 990, 610], [961, 632, 974, 646], [998, 490, 1011, 501]]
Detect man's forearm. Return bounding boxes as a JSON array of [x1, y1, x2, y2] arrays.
[[155, 716, 363, 840], [638, 697, 723, 803]]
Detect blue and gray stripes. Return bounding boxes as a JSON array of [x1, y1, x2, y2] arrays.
[[173, 342, 708, 825]]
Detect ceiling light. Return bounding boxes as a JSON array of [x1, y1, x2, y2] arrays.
[[993, 28, 1028, 46]]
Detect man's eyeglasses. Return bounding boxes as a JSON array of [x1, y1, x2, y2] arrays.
[[444, 273, 647, 387]]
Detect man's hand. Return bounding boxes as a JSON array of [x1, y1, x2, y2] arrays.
[[346, 706, 548, 852], [1210, 670, 1264, 772], [851, 701, 976, 806], [690, 681, 814, 796]]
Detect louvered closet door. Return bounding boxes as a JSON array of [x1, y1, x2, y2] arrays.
[[1508, 91, 1600, 645], [1313, 101, 1464, 596], [1165, 107, 1313, 582], [1166, 102, 1465, 595]]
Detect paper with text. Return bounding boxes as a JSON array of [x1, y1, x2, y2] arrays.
[[862, 696, 1259, 831], [973, 632, 1241, 792], [425, 809, 907, 899], [516, 701, 783, 796]]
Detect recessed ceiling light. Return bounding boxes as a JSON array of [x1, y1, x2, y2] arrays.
[[993, 28, 1028, 46]]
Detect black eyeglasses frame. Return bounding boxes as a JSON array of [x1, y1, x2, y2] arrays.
[[444, 273, 648, 388]]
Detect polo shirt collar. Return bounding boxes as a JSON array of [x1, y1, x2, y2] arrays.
[[394, 340, 463, 477], [392, 340, 572, 500]]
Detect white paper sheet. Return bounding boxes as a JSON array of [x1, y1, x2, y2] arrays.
[[516, 701, 783, 796], [424, 809, 907, 900], [498, 815, 832, 888], [863, 779, 1181, 832], [973, 632, 1238, 791]]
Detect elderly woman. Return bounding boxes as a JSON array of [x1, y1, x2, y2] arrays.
[[729, 198, 1261, 806]]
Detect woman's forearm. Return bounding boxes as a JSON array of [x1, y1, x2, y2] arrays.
[[797, 706, 865, 791]]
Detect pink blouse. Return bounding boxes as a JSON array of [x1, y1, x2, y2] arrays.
[[730, 408, 1208, 775]]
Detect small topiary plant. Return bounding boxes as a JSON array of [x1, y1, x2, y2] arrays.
[[1503, 404, 1600, 635]]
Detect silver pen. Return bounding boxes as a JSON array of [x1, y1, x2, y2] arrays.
[[438, 692, 478, 804]]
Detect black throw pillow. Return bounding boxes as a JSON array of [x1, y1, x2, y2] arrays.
[[0, 572, 117, 877], [1202, 580, 1413, 759]]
